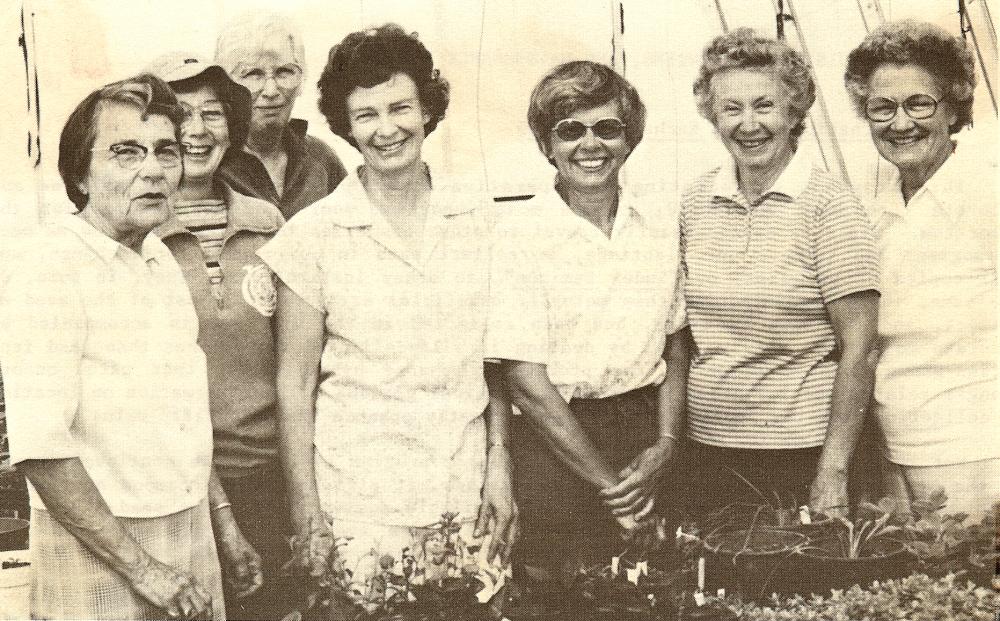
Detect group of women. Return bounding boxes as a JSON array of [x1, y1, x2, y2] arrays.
[[0, 11, 995, 621]]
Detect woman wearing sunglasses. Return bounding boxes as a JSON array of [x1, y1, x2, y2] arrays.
[[488, 61, 689, 593], [845, 21, 999, 520], [680, 29, 879, 522]]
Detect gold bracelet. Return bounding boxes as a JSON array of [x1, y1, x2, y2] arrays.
[[487, 441, 509, 451], [211, 501, 233, 512], [659, 432, 680, 443]]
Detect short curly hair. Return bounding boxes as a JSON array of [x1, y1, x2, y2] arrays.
[[58, 74, 183, 211], [844, 20, 975, 134], [692, 28, 816, 142], [317, 24, 448, 150], [527, 61, 646, 157]]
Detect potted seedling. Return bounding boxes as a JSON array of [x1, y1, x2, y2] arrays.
[[701, 524, 807, 602], [703, 469, 834, 537], [790, 496, 910, 595], [284, 513, 507, 621]]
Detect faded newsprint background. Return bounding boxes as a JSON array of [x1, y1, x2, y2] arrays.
[[0, 0, 997, 615]]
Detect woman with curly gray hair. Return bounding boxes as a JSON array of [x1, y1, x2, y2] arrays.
[[680, 28, 880, 521], [845, 21, 998, 520]]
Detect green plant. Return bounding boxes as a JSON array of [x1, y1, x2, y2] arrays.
[[724, 573, 999, 620], [822, 497, 904, 559], [287, 512, 506, 621]]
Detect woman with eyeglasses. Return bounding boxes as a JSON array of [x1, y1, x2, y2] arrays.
[[487, 61, 689, 594], [0, 74, 223, 620], [147, 52, 290, 620], [679, 29, 880, 522], [258, 24, 516, 607], [845, 21, 999, 520], [215, 12, 347, 219]]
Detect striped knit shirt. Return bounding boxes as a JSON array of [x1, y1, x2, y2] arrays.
[[680, 152, 879, 449], [174, 199, 227, 287]]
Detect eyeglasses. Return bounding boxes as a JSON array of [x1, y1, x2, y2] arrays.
[[180, 103, 228, 128], [551, 117, 627, 142], [234, 66, 303, 93], [864, 94, 940, 123], [92, 142, 182, 169]]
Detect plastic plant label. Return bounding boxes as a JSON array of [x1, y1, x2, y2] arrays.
[[694, 590, 706, 606], [799, 505, 812, 525], [717, 588, 725, 598], [626, 567, 640, 585], [636, 560, 648, 576], [611, 556, 620, 576]]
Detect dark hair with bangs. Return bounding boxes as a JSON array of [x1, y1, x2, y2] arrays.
[[317, 23, 449, 149], [527, 60, 646, 158], [58, 73, 183, 211]]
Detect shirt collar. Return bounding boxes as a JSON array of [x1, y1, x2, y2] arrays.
[[155, 183, 282, 239], [538, 176, 643, 240], [56, 213, 164, 264], [712, 148, 813, 202], [875, 134, 970, 222], [325, 166, 475, 228]]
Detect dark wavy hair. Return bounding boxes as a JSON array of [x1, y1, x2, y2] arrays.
[[527, 60, 646, 157], [58, 73, 183, 211], [317, 24, 449, 149], [845, 20, 976, 134], [693, 28, 816, 143]]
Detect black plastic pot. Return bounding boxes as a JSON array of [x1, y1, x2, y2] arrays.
[[787, 535, 911, 595], [702, 529, 806, 602]]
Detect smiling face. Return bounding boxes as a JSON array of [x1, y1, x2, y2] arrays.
[[232, 48, 303, 137], [79, 101, 181, 244], [176, 85, 231, 185], [864, 63, 956, 180], [544, 100, 631, 193], [711, 69, 798, 177], [346, 72, 430, 176]]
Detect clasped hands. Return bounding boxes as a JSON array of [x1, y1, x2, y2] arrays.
[[598, 436, 677, 538]]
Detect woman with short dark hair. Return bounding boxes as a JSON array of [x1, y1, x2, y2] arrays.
[[2, 74, 223, 620], [845, 20, 999, 520], [258, 24, 515, 607]]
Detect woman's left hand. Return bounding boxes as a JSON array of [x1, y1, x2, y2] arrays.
[[809, 468, 849, 518], [215, 513, 264, 599], [475, 446, 519, 565], [600, 437, 677, 520]]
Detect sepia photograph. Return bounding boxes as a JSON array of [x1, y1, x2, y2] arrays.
[[0, 1, 997, 619]]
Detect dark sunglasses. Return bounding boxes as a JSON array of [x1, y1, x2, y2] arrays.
[[551, 117, 626, 142], [864, 94, 940, 123]]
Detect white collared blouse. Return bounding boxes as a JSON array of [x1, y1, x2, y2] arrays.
[[258, 169, 492, 525], [0, 215, 213, 517], [486, 183, 686, 402], [872, 130, 999, 466]]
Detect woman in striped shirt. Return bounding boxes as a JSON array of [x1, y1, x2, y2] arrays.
[[680, 29, 880, 520], [147, 53, 293, 620]]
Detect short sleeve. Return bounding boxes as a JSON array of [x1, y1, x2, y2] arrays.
[[257, 207, 326, 312], [665, 264, 688, 334], [485, 216, 549, 364], [0, 263, 83, 462], [813, 192, 881, 303]]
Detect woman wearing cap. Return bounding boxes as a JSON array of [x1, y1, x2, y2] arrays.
[[257, 23, 516, 605], [681, 29, 879, 519], [148, 52, 288, 620]]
